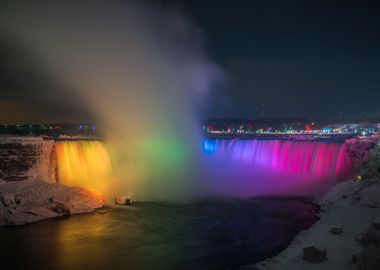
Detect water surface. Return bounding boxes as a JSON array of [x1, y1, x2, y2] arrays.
[[0, 197, 317, 270]]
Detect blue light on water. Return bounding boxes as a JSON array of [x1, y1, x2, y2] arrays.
[[203, 139, 217, 154]]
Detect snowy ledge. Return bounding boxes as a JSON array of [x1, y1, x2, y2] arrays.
[[241, 178, 380, 270], [0, 179, 105, 226]]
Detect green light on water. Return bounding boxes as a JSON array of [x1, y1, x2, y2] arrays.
[[140, 136, 188, 172]]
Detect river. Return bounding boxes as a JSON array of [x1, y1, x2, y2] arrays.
[[0, 197, 317, 270]]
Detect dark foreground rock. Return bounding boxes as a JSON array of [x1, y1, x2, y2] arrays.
[[0, 179, 104, 226]]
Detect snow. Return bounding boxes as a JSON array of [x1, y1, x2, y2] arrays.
[[247, 206, 378, 270], [0, 179, 104, 226], [0, 135, 106, 226], [0, 135, 44, 144], [319, 179, 380, 208], [241, 178, 380, 270]]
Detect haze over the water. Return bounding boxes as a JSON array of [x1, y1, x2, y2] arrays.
[[0, 1, 222, 200]]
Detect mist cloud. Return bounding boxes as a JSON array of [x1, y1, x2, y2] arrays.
[[0, 0, 222, 200], [0, 1, 222, 124]]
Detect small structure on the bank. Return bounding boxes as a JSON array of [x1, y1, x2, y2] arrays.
[[330, 227, 343, 235], [303, 246, 327, 262]]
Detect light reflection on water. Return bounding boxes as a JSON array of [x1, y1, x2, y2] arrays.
[[200, 138, 353, 197], [0, 198, 317, 270]]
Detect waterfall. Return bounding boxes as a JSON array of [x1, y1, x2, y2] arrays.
[[201, 138, 354, 196], [204, 139, 353, 180], [51, 138, 354, 198], [55, 141, 112, 193]]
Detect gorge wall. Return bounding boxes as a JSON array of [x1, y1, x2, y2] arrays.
[[0, 136, 56, 183]]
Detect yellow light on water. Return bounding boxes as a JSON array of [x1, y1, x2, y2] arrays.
[[55, 141, 112, 193]]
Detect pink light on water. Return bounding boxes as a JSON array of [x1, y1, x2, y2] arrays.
[[204, 138, 353, 181], [202, 138, 354, 197]]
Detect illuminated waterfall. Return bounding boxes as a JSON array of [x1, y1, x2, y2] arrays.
[[204, 139, 353, 179], [53, 138, 354, 199], [55, 141, 112, 193], [202, 138, 354, 196]]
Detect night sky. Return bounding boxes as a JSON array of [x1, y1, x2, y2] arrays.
[[172, 0, 380, 118], [1, 0, 380, 122]]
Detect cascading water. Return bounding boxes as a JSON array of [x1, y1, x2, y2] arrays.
[[55, 141, 112, 193], [52, 138, 354, 200], [201, 138, 354, 197], [203, 139, 352, 179]]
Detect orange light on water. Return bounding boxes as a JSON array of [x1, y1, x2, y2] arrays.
[[55, 141, 112, 193]]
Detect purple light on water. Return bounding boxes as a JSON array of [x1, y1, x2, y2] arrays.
[[201, 139, 354, 197]]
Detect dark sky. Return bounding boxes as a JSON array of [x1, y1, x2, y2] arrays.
[[0, 0, 380, 122], [165, 0, 380, 118], [0, 34, 92, 123]]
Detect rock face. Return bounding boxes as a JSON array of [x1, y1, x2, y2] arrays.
[[345, 138, 377, 170], [0, 179, 104, 226], [0, 136, 57, 183]]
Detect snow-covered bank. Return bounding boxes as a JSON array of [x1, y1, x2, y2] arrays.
[[245, 205, 378, 270], [0, 180, 104, 226], [243, 142, 380, 270]]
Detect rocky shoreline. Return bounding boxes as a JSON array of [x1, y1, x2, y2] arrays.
[[0, 179, 104, 226]]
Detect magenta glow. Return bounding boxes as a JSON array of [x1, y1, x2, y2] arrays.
[[201, 139, 354, 197]]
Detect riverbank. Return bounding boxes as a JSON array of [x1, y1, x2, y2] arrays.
[[0, 179, 104, 226], [243, 177, 380, 270]]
